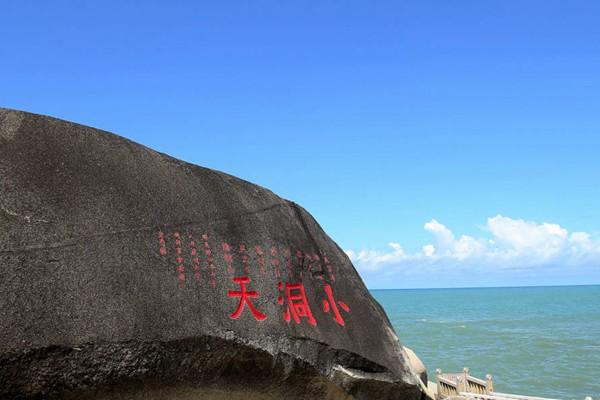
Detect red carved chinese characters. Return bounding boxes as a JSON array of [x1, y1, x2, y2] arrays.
[[228, 277, 266, 321], [189, 233, 201, 281], [155, 229, 350, 326], [255, 245, 266, 275], [305, 253, 313, 274], [322, 284, 350, 326], [202, 234, 216, 287], [239, 244, 250, 275], [222, 242, 234, 274], [158, 230, 167, 256], [156, 232, 350, 327], [270, 247, 281, 278], [174, 232, 185, 285], [313, 254, 325, 280], [278, 282, 317, 326]]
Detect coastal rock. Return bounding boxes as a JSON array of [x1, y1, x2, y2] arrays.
[[403, 346, 427, 385], [0, 108, 423, 400]]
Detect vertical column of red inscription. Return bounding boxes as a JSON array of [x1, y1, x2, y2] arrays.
[[239, 244, 250, 276], [189, 233, 201, 281], [222, 242, 234, 275], [305, 253, 313, 276], [158, 230, 168, 256], [312, 253, 325, 280], [270, 247, 281, 278], [255, 246, 266, 276], [174, 232, 185, 286], [202, 234, 216, 287]]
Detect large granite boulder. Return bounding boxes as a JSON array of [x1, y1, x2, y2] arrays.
[[0, 108, 423, 399]]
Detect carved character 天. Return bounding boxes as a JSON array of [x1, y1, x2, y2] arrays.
[[228, 276, 267, 321]]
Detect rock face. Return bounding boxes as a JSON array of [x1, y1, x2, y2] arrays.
[[0, 108, 423, 400], [403, 347, 427, 385]]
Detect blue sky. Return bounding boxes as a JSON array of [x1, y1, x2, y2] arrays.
[[2, 1, 599, 288]]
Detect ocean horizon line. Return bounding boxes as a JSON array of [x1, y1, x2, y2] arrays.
[[368, 283, 600, 291]]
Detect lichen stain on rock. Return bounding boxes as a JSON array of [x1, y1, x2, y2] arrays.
[[0, 109, 23, 141]]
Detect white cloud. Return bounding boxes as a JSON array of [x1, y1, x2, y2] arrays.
[[422, 244, 435, 257], [346, 215, 600, 275], [345, 241, 406, 272], [486, 215, 568, 260], [424, 219, 455, 249]]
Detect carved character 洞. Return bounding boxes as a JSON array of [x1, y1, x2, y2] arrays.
[[278, 281, 317, 326]]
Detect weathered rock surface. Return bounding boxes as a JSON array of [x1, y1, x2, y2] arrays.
[[0, 108, 423, 399], [403, 346, 427, 385]]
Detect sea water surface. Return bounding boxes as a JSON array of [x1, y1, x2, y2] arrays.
[[371, 285, 600, 400]]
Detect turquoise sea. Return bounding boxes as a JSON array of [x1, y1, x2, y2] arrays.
[[371, 285, 600, 400]]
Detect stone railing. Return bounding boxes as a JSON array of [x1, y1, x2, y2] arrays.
[[434, 367, 590, 400], [435, 368, 493, 399]]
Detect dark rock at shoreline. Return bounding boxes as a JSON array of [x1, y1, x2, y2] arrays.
[[0, 108, 423, 399]]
